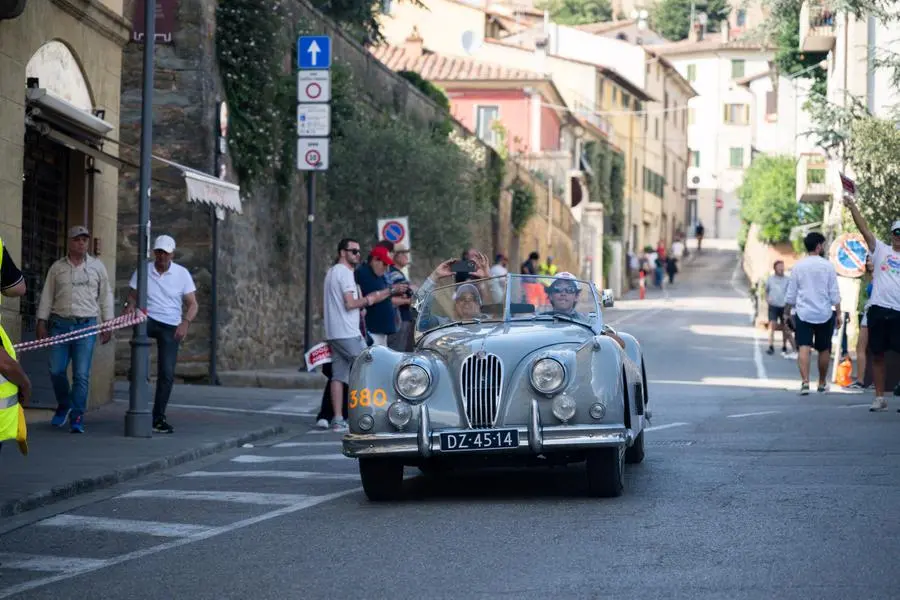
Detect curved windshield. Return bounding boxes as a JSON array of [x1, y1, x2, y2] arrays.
[[415, 274, 601, 334], [415, 277, 507, 333], [508, 274, 600, 326]]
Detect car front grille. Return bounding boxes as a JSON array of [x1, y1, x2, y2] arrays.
[[460, 352, 503, 428]]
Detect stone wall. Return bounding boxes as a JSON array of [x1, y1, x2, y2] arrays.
[[114, 0, 497, 377]]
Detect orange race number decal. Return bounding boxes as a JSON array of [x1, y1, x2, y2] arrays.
[[349, 388, 388, 408]]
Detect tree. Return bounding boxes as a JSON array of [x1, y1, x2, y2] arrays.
[[738, 155, 806, 245], [537, 0, 612, 25], [306, 0, 424, 44], [846, 116, 900, 239], [650, 0, 731, 41]]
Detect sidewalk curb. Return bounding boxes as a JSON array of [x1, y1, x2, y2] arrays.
[[0, 424, 287, 519]]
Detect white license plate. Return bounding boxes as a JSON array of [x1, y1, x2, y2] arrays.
[[439, 429, 519, 452]]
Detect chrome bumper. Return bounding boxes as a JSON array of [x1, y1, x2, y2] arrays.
[[342, 399, 629, 458]]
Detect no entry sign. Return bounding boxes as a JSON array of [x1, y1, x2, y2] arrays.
[[377, 217, 410, 247]]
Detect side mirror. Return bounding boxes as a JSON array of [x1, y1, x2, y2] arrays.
[[601, 288, 615, 308]]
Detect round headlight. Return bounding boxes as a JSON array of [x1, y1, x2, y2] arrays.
[[552, 396, 577, 422], [387, 401, 413, 428], [396, 364, 430, 400], [531, 358, 565, 394]]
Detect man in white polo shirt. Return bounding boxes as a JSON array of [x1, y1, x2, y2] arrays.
[[124, 235, 198, 433]]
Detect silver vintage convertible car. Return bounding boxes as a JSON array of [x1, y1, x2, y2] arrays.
[[342, 272, 649, 500]]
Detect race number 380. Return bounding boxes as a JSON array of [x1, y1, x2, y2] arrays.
[[349, 388, 387, 408]]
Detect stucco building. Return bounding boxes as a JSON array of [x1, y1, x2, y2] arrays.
[[0, 0, 130, 410]]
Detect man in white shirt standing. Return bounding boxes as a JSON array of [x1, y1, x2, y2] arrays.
[[784, 232, 842, 395], [764, 260, 796, 358], [843, 196, 900, 411], [323, 238, 396, 432], [124, 235, 198, 434]]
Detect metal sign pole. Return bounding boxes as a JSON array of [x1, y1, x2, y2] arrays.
[[304, 172, 315, 353], [125, 0, 155, 438]]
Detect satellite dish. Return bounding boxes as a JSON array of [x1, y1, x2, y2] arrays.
[[461, 31, 482, 54]]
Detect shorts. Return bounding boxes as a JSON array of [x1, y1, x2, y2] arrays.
[[327, 336, 367, 384], [768, 305, 785, 323], [866, 305, 900, 355], [794, 314, 835, 352]]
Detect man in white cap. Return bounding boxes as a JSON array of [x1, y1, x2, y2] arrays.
[[36, 225, 114, 433], [124, 234, 198, 433], [844, 197, 900, 411]]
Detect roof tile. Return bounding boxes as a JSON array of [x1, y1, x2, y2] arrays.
[[369, 44, 550, 82]]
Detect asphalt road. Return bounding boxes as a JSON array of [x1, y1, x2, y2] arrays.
[[2, 245, 899, 599]]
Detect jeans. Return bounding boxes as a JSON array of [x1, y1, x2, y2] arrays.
[[49, 316, 98, 419], [147, 318, 180, 421]]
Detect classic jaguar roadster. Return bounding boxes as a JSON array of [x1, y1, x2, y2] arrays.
[[341, 273, 649, 500]]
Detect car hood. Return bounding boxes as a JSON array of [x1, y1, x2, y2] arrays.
[[418, 321, 593, 370]]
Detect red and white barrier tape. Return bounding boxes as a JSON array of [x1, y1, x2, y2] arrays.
[[13, 310, 148, 353]]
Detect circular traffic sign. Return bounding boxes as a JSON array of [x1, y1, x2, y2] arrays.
[[305, 82, 322, 100], [305, 149, 321, 167], [381, 220, 405, 243], [829, 232, 868, 278]]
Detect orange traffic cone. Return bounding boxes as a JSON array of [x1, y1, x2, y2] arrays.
[[836, 356, 853, 387]]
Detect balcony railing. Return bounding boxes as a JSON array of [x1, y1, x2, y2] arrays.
[[796, 154, 831, 204], [799, 0, 836, 53]]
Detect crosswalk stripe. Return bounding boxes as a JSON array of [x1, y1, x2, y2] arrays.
[[0, 552, 106, 573], [116, 490, 312, 505], [273, 441, 341, 448], [230, 454, 346, 464], [180, 470, 359, 480], [37, 514, 212, 538]]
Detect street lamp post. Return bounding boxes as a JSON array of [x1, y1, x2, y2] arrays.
[[125, 0, 156, 438]]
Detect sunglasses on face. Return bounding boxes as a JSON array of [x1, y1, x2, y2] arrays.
[[550, 287, 577, 294], [343, 248, 361, 255], [892, 230, 900, 236]]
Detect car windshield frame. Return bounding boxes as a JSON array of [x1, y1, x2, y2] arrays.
[[414, 274, 603, 335]]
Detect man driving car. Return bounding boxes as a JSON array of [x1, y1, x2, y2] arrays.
[[544, 273, 626, 349]]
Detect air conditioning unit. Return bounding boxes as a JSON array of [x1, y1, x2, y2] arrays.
[[687, 167, 714, 189]]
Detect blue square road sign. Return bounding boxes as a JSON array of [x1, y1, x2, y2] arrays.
[[297, 35, 332, 70]]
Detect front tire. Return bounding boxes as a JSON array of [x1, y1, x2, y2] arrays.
[[359, 458, 404, 501], [585, 446, 625, 498], [625, 430, 645, 464]]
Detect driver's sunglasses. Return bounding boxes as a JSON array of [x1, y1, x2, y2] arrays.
[[892, 229, 900, 237], [550, 286, 577, 294], [343, 248, 361, 255]]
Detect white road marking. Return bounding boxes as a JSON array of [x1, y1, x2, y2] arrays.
[[36, 514, 212, 538], [0, 553, 106, 573], [267, 399, 320, 413], [117, 490, 311, 505], [726, 410, 781, 419], [180, 470, 358, 480], [644, 422, 689, 432], [0, 488, 361, 599], [728, 255, 768, 381], [230, 454, 346, 463], [274, 441, 341, 448], [835, 403, 873, 409]]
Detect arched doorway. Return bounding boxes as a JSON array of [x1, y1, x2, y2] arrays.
[[19, 40, 102, 409]]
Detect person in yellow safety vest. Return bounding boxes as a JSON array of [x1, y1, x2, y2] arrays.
[[537, 256, 559, 286], [0, 236, 31, 456]]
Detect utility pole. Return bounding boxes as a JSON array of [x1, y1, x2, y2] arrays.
[[125, 0, 156, 438]]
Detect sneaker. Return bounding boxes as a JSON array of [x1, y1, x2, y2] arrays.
[[894, 383, 900, 397], [799, 382, 810, 396], [783, 351, 798, 360], [153, 419, 174, 434], [844, 381, 869, 390], [766, 346, 775, 355], [51, 408, 70, 428], [330, 418, 348, 432], [817, 383, 828, 393], [315, 418, 329, 429], [70, 415, 84, 434], [870, 397, 888, 412]]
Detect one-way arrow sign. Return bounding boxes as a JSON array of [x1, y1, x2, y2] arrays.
[[297, 35, 332, 69]]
